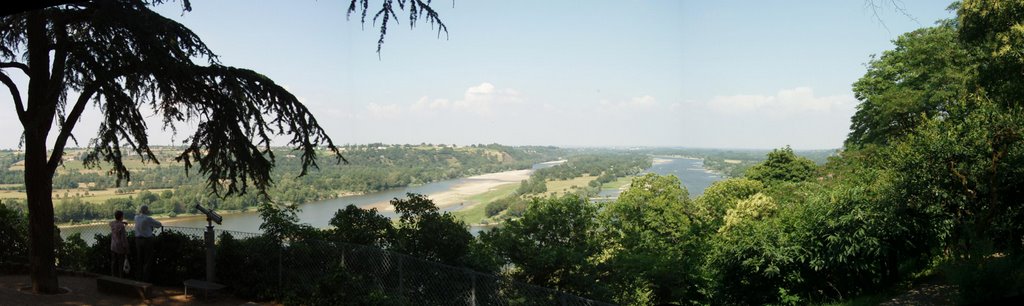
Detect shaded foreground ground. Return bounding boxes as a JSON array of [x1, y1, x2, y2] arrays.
[[878, 277, 957, 306], [0, 274, 277, 306]]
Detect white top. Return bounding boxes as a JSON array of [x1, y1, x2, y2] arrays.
[[133, 214, 162, 238]]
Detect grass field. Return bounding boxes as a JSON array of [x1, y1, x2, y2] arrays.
[[601, 176, 633, 191], [0, 188, 172, 204], [542, 175, 598, 197], [454, 183, 518, 224], [7, 148, 178, 172]]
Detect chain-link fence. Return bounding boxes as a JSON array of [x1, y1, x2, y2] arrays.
[[50, 225, 614, 306]]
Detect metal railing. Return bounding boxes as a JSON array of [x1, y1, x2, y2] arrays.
[[50, 224, 614, 306]]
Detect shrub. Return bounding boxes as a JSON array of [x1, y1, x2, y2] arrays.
[[86, 232, 114, 276], [217, 232, 283, 300], [947, 254, 1024, 304], [56, 232, 90, 272], [285, 260, 403, 306], [0, 203, 28, 271], [149, 230, 205, 285]]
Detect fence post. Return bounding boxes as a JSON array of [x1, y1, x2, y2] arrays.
[[397, 255, 404, 296], [469, 270, 477, 306]]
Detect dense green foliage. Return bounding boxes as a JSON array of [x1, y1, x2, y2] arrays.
[[481, 195, 605, 298], [743, 146, 819, 185], [482, 194, 530, 218], [848, 22, 974, 147], [389, 193, 475, 266], [686, 2, 1024, 303], [691, 178, 763, 232], [0, 201, 28, 270], [599, 174, 702, 303], [678, 4, 1024, 302], [328, 205, 394, 248]]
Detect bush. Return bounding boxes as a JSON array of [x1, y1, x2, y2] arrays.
[[0, 203, 28, 271], [149, 230, 205, 285], [484, 198, 510, 217], [216, 232, 282, 300], [85, 232, 114, 276], [56, 232, 89, 272], [947, 254, 1024, 304], [86, 229, 205, 285], [285, 260, 403, 306], [328, 205, 394, 247]]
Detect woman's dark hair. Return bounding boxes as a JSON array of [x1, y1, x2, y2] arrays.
[[114, 210, 124, 220]]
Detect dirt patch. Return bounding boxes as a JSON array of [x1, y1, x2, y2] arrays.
[[370, 169, 532, 211]]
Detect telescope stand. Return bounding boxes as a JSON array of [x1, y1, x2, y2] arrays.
[[184, 218, 225, 300]]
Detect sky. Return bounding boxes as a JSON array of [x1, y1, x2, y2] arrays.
[[0, 0, 957, 150]]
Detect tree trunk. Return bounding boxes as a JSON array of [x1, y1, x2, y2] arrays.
[[24, 10, 59, 294], [24, 128, 58, 294]]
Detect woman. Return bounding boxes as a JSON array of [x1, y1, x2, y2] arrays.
[[109, 210, 129, 278]]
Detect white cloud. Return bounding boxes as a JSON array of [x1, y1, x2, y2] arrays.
[[626, 95, 657, 109], [465, 82, 496, 98], [366, 102, 402, 117], [411, 97, 452, 111], [324, 108, 356, 119], [408, 82, 521, 115], [667, 102, 682, 112], [707, 87, 854, 115], [597, 95, 680, 114]]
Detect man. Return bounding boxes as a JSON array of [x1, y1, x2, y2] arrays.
[[134, 205, 162, 282]]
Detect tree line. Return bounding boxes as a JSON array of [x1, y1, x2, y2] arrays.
[[0, 144, 566, 224], [482, 153, 651, 221]]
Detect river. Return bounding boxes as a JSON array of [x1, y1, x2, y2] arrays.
[[596, 157, 725, 199], [62, 157, 723, 237]]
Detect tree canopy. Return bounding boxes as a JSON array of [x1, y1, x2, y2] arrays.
[[847, 22, 975, 147], [743, 146, 818, 185]]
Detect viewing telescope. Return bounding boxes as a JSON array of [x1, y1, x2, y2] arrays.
[[194, 204, 222, 283], [194, 204, 223, 225]]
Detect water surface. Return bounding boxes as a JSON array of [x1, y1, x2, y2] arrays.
[[596, 157, 723, 199]]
